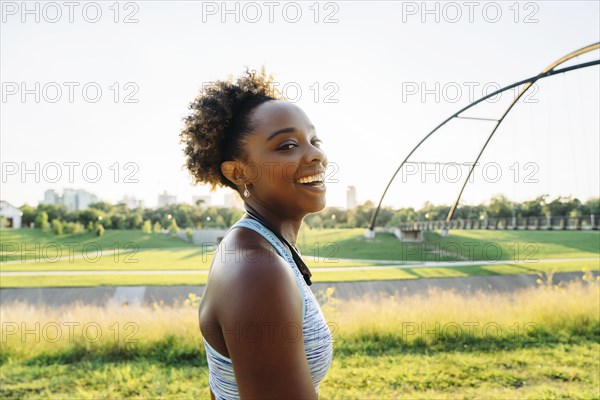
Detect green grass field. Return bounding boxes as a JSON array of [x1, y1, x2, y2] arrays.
[[2, 259, 598, 288], [299, 228, 600, 261], [1, 228, 598, 288], [1, 278, 598, 398]]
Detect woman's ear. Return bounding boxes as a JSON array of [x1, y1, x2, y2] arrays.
[[221, 161, 245, 187]]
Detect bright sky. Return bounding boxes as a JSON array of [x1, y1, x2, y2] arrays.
[[2, 1, 599, 210]]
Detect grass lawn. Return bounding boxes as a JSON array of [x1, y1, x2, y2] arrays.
[[1, 279, 598, 398], [0, 247, 372, 273], [1, 259, 597, 289], [3, 228, 598, 266], [1, 228, 598, 288], [0, 228, 197, 257], [298, 228, 600, 262], [2, 342, 597, 399], [428, 229, 600, 261]]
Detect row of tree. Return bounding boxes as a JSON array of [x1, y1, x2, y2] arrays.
[[15, 194, 600, 232], [19, 202, 245, 232]]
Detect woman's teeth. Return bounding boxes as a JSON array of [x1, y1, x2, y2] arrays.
[[296, 173, 325, 184]]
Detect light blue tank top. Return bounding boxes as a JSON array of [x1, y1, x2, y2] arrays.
[[202, 218, 333, 399]]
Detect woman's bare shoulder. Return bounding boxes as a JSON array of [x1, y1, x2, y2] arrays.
[[209, 226, 300, 317]]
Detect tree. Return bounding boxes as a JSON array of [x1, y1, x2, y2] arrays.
[[19, 204, 36, 227], [35, 211, 49, 231], [214, 214, 226, 228], [323, 207, 347, 225], [78, 209, 104, 228], [452, 204, 481, 220], [487, 194, 513, 218], [36, 204, 67, 223], [388, 207, 417, 226], [168, 219, 179, 236], [142, 220, 152, 234], [161, 214, 174, 229], [546, 196, 578, 217], [375, 206, 395, 226], [51, 219, 64, 235], [201, 207, 221, 228], [307, 215, 323, 229], [89, 201, 115, 214], [322, 214, 339, 229], [520, 195, 546, 217], [583, 197, 600, 216], [174, 206, 194, 228], [195, 199, 206, 209], [347, 201, 374, 228], [129, 213, 144, 229], [218, 207, 244, 227], [153, 221, 162, 233], [111, 214, 128, 230], [64, 221, 84, 234]]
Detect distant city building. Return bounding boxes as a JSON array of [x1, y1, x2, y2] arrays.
[[157, 190, 177, 208], [119, 195, 145, 209], [192, 195, 212, 208], [76, 190, 97, 210], [42, 188, 100, 212], [346, 186, 357, 210], [62, 189, 77, 211], [0, 200, 23, 229], [43, 189, 60, 205], [224, 192, 244, 210]]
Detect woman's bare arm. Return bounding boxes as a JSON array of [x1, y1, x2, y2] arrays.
[[217, 244, 316, 399]]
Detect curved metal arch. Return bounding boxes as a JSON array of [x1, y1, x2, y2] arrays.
[[367, 42, 600, 234]]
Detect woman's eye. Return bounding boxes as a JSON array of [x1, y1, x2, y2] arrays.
[[278, 143, 297, 151], [278, 139, 321, 151]]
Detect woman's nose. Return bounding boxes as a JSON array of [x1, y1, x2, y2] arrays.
[[306, 143, 327, 169]]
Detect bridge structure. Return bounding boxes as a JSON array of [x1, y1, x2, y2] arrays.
[[366, 43, 600, 239]]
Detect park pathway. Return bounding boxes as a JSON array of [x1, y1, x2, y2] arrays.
[[1, 256, 597, 276], [1, 270, 597, 307]]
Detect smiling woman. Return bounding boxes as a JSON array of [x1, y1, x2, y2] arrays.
[[178, 67, 333, 399]]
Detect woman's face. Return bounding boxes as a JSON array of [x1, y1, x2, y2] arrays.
[[239, 100, 328, 218]]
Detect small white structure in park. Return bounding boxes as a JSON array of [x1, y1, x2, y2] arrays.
[[363, 228, 376, 238], [177, 228, 229, 246], [394, 228, 424, 242], [0, 200, 22, 229]]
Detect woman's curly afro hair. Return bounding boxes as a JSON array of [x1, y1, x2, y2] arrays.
[[179, 66, 285, 192]]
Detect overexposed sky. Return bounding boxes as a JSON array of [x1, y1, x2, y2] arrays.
[[1, 1, 599, 209]]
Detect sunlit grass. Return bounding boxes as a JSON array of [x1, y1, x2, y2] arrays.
[[1, 260, 597, 288], [1, 228, 598, 288], [3, 228, 599, 268], [431, 229, 600, 260], [322, 272, 599, 345], [1, 275, 598, 398], [0, 229, 197, 261]]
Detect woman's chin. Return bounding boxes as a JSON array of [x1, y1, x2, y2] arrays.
[[306, 198, 327, 214]]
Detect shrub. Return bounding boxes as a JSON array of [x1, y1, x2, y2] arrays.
[[142, 219, 152, 234], [169, 219, 179, 236], [51, 219, 64, 235], [36, 211, 49, 232]]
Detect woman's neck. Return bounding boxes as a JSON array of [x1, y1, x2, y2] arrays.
[[243, 201, 303, 246]]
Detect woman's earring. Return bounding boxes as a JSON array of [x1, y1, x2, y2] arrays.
[[243, 183, 250, 198]]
